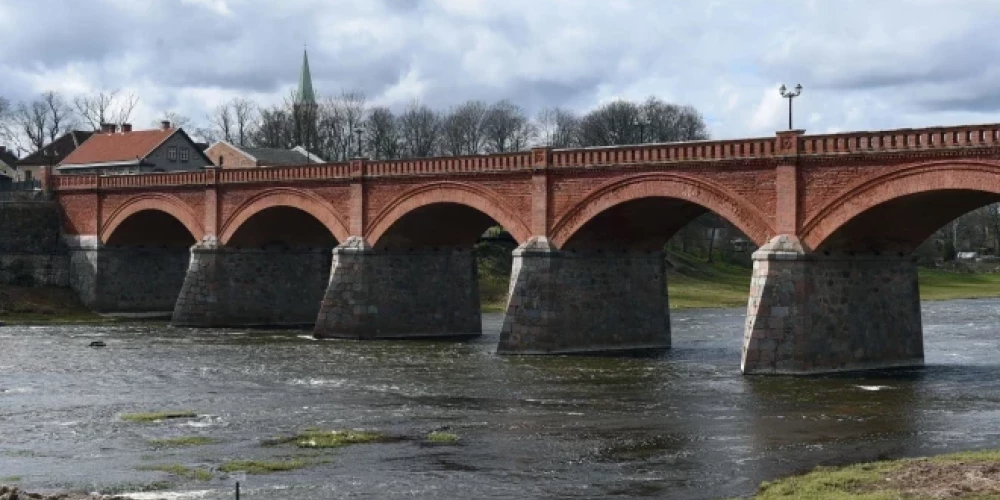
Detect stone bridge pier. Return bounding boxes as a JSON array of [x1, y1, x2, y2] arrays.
[[68, 239, 190, 314], [313, 237, 481, 339], [497, 237, 670, 354], [171, 239, 332, 327], [741, 236, 924, 374]]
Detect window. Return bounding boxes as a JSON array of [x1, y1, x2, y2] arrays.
[[167, 146, 177, 161], [180, 147, 190, 162]]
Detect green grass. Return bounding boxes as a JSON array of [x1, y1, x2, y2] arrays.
[[263, 429, 395, 449], [918, 268, 1000, 301], [136, 464, 213, 481], [0, 476, 21, 483], [219, 459, 310, 475], [121, 411, 198, 423], [666, 252, 754, 309], [742, 449, 1000, 499], [148, 436, 215, 447], [425, 431, 460, 445]]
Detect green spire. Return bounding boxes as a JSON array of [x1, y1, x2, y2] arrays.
[[297, 48, 316, 105]]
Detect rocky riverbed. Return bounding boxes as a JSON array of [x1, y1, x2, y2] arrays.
[[0, 486, 141, 500]]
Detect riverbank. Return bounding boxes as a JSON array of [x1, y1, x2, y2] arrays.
[[0, 485, 136, 500], [740, 449, 1000, 499], [4, 256, 1000, 324]]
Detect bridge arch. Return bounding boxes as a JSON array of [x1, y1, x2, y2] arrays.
[[219, 188, 350, 246], [550, 173, 774, 250], [802, 160, 1000, 252], [365, 181, 531, 248], [101, 194, 205, 245]]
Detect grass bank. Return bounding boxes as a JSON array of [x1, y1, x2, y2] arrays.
[[480, 250, 1000, 312], [4, 255, 1000, 326], [0, 286, 109, 324], [739, 449, 1000, 499]]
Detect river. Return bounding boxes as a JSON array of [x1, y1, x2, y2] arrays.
[[3, 299, 1000, 499]]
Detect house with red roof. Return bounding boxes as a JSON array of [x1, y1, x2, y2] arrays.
[[57, 121, 211, 175]]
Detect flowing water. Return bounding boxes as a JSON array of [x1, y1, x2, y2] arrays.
[[4, 300, 1000, 499]]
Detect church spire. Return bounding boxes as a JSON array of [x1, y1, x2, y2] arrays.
[[297, 48, 316, 106]]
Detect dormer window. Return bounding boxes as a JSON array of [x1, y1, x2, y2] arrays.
[[180, 147, 190, 162], [168, 146, 177, 161]]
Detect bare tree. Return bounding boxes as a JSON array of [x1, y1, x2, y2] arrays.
[[4, 92, 76, 152], [231, 98, 257, 147], [440, 100, 488, 156], [365, 106, 400, 160], [13, 99, 49, 152], [209, 103, 234, 143], [73, 89, 139, 130], [0, 95, 11, 147], [41, 91, 76, 143], [536, 107, 578, 148], [577, 100, 641, 146], [253, 104, 295, 149], [316, 90, 366, 161], [483, 100, 530, 153], [576, 97, 709, 147], [398, 102, 441, 158], [153, 111, 192, 130]]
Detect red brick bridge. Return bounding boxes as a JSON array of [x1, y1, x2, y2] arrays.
[[50, 125, 1000, 374]]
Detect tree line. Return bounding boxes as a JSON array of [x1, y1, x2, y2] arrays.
[[0, 89, 709, 162], [204, 91, 710, 162]]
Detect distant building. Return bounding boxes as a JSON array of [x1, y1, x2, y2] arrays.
[[204, 141, 318, 169], [0, 146, 18, 182], [57, 122, 211, 175], [957, 252, 978, 261], [294, 49, 319, 155], [16, 130, 93, 182]]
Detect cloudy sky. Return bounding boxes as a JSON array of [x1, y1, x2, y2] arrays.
[[2, 0, 1000, 140]]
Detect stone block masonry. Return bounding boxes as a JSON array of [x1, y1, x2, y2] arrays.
[[68, 242, 190, 313], [314, 237, 481, 339], [0, 202, 69, 287], [172, 243, 333, 327], [742, 236, 923, 374], [497, 237, 670, 355]]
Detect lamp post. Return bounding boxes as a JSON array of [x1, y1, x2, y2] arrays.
[[779, 83, 803, 130], [354, 126, 365, 158], [632, 114, 649, 144]]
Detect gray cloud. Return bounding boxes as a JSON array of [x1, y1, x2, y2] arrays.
[[1, 0, 1000, 139]]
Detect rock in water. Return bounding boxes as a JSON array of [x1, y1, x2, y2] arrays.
[[88, 341, 106, 348]]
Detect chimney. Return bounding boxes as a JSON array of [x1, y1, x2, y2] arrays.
[[101, 123, 117, 134], [160, 120, 171, 130], [120, 123, 132, 133]]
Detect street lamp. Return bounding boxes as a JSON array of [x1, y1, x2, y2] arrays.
[[354, 126, 365, 158], [779, 83, 803, 130], [632, 113, 649, 144]]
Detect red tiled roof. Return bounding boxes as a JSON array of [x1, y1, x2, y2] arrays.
[[60, 129, 175, 166]]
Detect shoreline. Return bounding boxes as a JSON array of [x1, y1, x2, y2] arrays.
[[738, 449, 1000, 499], [5, 268, 1000, 325]]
